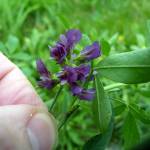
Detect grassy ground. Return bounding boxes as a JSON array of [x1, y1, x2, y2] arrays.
[[0, 0, 150, 149]]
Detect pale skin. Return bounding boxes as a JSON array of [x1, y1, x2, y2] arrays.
[[0, 52, 56, 150]]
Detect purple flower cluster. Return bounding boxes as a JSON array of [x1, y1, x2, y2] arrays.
[[36, 29, 101, 100]]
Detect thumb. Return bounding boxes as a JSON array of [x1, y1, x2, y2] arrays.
[[0, 104, 57, 150]]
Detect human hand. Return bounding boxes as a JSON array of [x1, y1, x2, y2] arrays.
[[0, 52, 56, 150]]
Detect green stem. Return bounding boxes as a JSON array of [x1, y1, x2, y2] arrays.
[[49, 86, 63, 111], [70, 96, 77, 107], [111, 97, 126, 105], [104, 83, 127, 91], [58, 105, 80, 131]]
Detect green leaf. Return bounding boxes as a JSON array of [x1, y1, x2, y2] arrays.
[[5, 35, 19, 53], [112, 99, 127, 115], [11, 52, 33, 61], [123, 112, 140, 150], [139, 89, 150, 97], [83, 119, 113, 150], [146, 20, 150, 47], [129, 103, 150, 124], [93, 75, 112, 133], [96, 49, 150, 84], [0, 42, 6, 51], [101, 39, 111, 56], [136, 33, 145, 48], [114, 103, 126, 116]]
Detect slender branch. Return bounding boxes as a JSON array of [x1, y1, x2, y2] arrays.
[[58, 105, 80, 131], [49, 86, 63, 111]]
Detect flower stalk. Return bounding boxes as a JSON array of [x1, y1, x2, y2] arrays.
[[58, 104, 80, 131], [49, 86, 63, 111]]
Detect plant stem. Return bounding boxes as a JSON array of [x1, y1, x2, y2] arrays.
[[58, 104, 80, 131], [49, 86, 63, 112], [104, 83, 127, 91], [70, 96, 77, 107]]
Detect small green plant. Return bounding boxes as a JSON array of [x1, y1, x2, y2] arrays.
[[36, 29, 150, 150]]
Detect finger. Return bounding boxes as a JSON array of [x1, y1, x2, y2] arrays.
[[0, 104, 57, 150], [0, 52, 43, 106]]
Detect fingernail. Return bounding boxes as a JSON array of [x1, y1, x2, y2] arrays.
[[27, 113, 56, 150]]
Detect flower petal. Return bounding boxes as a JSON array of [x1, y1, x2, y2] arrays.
[[59, 34, 68, 46], [66, 29, 82, 49], [50, 44, 67, 64], [70, 83, 82, 95], [78, 89, 95, 100], [36, 59, 50, 77], [64, 66, 78, 83], [38, 78, 57, 89], [75, 64, 90, 80], [50, 29, 82, 63], [80, 41, 101, 60]]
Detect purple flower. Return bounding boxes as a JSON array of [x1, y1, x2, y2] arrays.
[[37, 29, 100, 101], [70, 83, 82, 95], [80, 41, 101, 61], [71, 83, 95, 100], [36, 59, 50, 77], [65, 29, 82, 50], [51, 43, 67, 64], [58, 66, 77, 84], [50, 29, 82, 63], [36, 59, 57, 89], [58, 64, 90, 84], [78, 89, 95, 100], [75, 64, 90, 81], [38, 78, 57, 89]]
